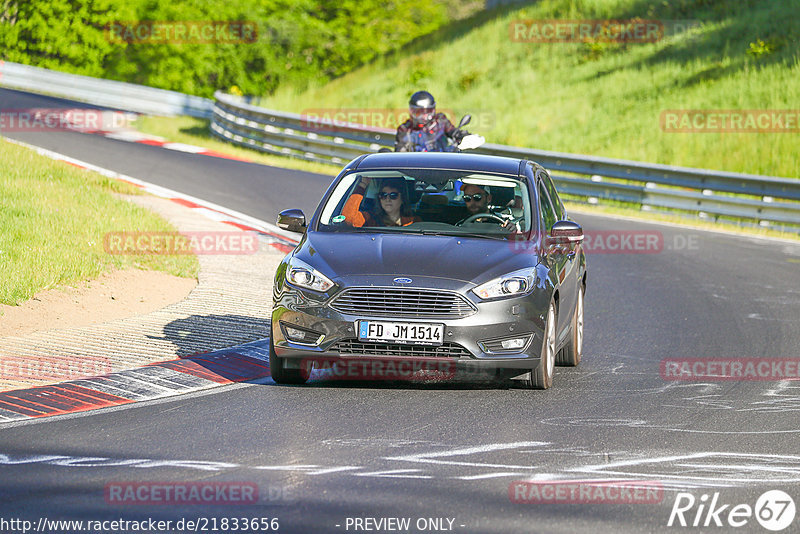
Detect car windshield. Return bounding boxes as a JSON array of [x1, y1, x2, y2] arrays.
[[317, 169, 531, 239]]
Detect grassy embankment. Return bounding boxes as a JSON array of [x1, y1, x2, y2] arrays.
[[260, 0, 799, 178], [134, 0, 799, 238], [0, 139, 197, 307], [137, 0, 800, 178]]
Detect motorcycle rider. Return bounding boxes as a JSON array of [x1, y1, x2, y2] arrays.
[[395, 91, 469, 152]]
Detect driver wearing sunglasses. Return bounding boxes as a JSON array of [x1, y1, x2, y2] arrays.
[[342, 176, 421, 228], [457, 183, 512, 227], [462, 184, 492, 215]]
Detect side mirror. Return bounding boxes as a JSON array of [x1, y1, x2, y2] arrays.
[[458, 114, 471, 128], [377, 147, 392, 153], [277, 209, 307, 234], [548, 220, 583, 244]]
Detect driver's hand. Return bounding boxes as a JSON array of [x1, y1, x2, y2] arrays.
[[358, 176, 372, 189], [474, 216, 510, 228]]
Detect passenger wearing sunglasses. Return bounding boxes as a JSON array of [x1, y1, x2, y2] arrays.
[[342, 177, 420, 228]]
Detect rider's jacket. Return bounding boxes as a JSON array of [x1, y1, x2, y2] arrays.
[[395, 113, 467, 152]]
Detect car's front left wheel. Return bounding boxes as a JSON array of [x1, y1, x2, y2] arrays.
[[269, 336, 309, 385], [557, 284, 583, 367]]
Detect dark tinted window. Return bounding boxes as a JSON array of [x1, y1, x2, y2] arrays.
[[538, 183, 557, 231], [539, 170, 565, 220]]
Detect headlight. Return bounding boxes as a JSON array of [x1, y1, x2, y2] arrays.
[[472, 268, 537, 300], [286, 257, 334, 292]]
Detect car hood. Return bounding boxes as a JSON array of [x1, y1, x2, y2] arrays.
[[295, 231, 540, 286]]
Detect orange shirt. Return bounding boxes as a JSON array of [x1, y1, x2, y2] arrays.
[[342, 189, 420, 227]]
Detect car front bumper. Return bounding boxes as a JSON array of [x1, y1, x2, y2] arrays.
[[272, 281, 552, 375]]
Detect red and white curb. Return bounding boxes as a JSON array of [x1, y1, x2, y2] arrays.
[[0, 341, 271, 422], [0, 138, 303, 421], [88, 128, 255, 162], [4, 137, 301, 253]]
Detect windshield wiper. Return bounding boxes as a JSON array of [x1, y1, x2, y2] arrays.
[[419, 230, 505, 240]]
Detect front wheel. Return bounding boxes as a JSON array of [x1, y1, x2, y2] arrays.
[[269, 337, 309, 385], [557, 284, 583, 367], [524, 299, 556, 389]]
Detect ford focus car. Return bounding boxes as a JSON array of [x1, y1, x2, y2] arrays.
[[270, 152, 586, 389]]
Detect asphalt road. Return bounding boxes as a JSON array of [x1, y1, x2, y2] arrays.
[[2, 88, 800, 534]]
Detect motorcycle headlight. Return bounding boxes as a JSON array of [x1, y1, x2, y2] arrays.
[[472, 268, 537, 300], [286, 257, 334, 292]]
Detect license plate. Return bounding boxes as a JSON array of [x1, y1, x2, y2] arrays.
[[357, 321, 444, 346]]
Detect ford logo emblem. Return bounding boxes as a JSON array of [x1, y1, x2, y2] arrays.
[[393, 277, 413, 284]]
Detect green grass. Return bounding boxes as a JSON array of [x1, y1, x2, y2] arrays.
[[257, 0, 799, 178], [0, 139, 198, 306], [133, 116, 339, 176]]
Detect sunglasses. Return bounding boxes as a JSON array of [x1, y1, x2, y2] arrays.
[[378, 192, 400, 200], [462, 194, 484, 202]]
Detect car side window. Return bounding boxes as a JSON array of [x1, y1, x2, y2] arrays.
[[538, 182, 557, 232], [539, 170, 565, 220]]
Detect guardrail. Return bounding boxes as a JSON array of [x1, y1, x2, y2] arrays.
[[0, 61, 213, 118], [211, 92, 800, 231], [1, 59, 796, 231]]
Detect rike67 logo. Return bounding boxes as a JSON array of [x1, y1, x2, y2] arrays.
[[668, 490, 796, 531]]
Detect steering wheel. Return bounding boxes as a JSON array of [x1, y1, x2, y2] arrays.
[[457, 213, 507, 226]]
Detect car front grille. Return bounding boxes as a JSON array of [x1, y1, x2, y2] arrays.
[[329, 288, 475, 319], [332, 339, 472, 358]]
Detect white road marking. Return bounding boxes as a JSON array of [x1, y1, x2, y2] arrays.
[[456, 472, 525, 480], [385, 441, 548, 470], [162, 142, 206, 153], [104, 131, 164, 142], [354, 469, 432, 479], [571, 452, 800, 484]]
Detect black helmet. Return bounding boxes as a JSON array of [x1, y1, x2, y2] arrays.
[[409, 90, 436, 124]]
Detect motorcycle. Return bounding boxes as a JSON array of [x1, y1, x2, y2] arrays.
[[379, 114, 485, 153]]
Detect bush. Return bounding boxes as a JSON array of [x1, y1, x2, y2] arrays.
[[0, 0, 451, 97]]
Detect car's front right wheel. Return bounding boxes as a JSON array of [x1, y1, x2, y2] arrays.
[[524, 299, 556, 389], [269, 336, 309, 385]]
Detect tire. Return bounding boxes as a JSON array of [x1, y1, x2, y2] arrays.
[[557, 284, 584, 367], [525, 299, 556, 389], [269, 336, 309, 385]]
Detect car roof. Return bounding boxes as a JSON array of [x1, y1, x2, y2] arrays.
[[353, 152, 524, 176]]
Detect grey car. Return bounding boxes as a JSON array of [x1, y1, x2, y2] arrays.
[[271, 152, 586, 389]]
